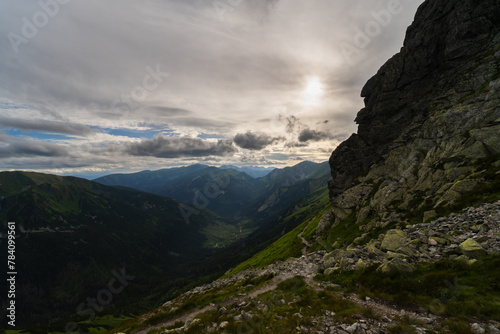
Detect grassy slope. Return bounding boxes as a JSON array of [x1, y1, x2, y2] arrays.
[[225, 203, 330, 277]]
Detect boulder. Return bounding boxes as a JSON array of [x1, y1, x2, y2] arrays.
[[377, 258, 414, 273], [459, 239, 487, 259], [356, 259, 367, 271], [381, 230, 407, 252]]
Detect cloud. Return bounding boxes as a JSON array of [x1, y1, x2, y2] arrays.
[[298, 128, 332, 142], [233, 131, 283, 150], [281, 115, 303, 134], [0, 139, 71, 158], [125, 133, 236, 158], [297, 128, 349, 143], [0, 118, 92, 136], [146, 106, 192, 116], [0, 0, 424, 174]]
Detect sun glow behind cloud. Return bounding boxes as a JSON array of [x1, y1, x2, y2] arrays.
[[303, 77, 324, 106], [0, 0, 424, 178]]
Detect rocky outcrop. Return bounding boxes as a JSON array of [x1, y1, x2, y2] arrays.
[[320, 201, 500, 273], [328, 0, 500, 226]]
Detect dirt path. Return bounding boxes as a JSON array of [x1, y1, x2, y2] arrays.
[[136, 273, 294, 334], [297, 218, 313, 255]]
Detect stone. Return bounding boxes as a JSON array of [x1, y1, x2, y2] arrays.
[[377, 258, 414, 273], [459, 239, 488, 259], [346, 323, 359, 333], [471, 323, 485, 334], [428, 238, 438, 246], [381, 230, 407, 252], [324, 267, 337, 276], [423, 210, 437, 222], [356, 259, 367, 271], [489, 325, 500, 333]]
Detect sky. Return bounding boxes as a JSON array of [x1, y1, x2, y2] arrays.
[[0, 0, 424, 179]]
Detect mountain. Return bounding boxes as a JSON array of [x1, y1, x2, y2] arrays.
[[109, 1, 500, 333], [326, 0, 500, 230], [0, 171, 239, 330], [0, 162, 331, 332], [95, 161, 331, 222], [93, 164, 210, 193], [219, 165, 276, 178]]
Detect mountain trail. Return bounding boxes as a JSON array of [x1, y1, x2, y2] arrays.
[[298, 218, 314, 255], [135, 273, 295, 334]]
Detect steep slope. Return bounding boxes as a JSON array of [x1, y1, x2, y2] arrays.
[[327, 0, 500, 231]]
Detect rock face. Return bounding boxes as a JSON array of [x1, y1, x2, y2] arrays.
[[328, 0, 500, 226], [320, 201, 500, 272]]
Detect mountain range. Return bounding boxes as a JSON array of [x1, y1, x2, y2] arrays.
[[0, 161, 330, 332], [94, 161, 330, 222]]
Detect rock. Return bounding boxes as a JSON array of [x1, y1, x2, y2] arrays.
[[471, 323, 485, 334], [366, 239, 383, 255], [423, 210, 437, 222], [346, 323, 359, 333], [489, 325, 500, 333], [219, 321, 229, 329], [377, 258, 414, 273], [356, 259, 367, 271], [428, 238, 438, 246], [218, 307, 227, 315], [327, 0, 500, 236], [324, 267, 337, 276], [459, 239, 488, 259], [381, 230, 407, 252]]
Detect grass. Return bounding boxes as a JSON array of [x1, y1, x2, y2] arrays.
[[109, 273, 275, 333], [224, 222, 303, 275], [224, 211, 318, 276], [316, 254, 500, 321], [166, 276, 373, 334], [201, 220, 254, 248]]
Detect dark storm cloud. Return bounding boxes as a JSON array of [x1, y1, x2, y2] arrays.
[[233, 131, 283, 150], [0, 139, 70, 158], [125, 134, 236, 158], [298, 128, 349, 143], [285, 142, 308, 148], [0, 118, 92, 136], [298, 129, 332, 143]]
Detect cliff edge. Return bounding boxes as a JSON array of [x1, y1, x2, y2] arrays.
[[327, 0, 500, 229]]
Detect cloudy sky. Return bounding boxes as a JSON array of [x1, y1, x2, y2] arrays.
[[0, 0, 424, 178]]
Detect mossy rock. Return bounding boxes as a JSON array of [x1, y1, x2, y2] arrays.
[[377, 258, 414, 273], [366, 239, 382, 255], [423, 210, 437, 222], [381, 229, 407, 252], [459, 238, 488, 259], [356, 259, 367, 271]]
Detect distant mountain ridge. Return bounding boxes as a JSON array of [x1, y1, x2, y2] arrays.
[[94, 161, 330, 221], [219, 165, 276, 178]]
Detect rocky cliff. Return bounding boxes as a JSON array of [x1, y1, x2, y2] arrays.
[[327, 0, 500, 230]]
